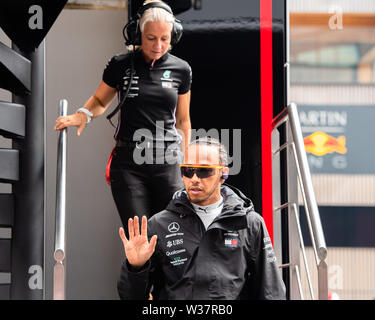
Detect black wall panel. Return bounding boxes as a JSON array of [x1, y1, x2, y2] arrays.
[[0, 240, 11, 272], [171, 0, 286, 212], [300, 206, 375, 248]]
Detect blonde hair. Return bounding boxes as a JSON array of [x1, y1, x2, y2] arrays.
[[139, 0, 175, 33], [127, 0, 174, 51]]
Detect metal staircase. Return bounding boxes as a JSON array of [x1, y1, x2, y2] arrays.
[[0, 42, 31, 300], [0, 0, 68, 300]]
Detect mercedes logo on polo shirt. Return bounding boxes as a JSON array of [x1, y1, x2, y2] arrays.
[[168, 222, 180, 233]]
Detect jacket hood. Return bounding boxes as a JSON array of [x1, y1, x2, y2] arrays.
[[167, 183, 254, 218]]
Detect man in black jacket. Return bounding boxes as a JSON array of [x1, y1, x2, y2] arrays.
[[117, 137, 286, 300]]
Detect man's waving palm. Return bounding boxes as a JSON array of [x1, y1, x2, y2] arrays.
[[119, 216, 157, 269]]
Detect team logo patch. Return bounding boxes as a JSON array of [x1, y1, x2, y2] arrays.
[[224, 238, 239, 248], [162, 81, 173, 89], [170, 256, 187, 267], [168, 222, 180, 233], [224, 231, 240, 248], [166, 238, 183, 248], [163, 70, 171, 79]]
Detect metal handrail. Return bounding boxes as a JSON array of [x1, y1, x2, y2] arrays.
[[53, 99, 68, 300], [272, 103, 327, 259], [272, 102, 328, 300], [287, 103, 327, 261]]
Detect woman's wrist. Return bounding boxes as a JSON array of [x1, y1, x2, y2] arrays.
[[76, 107, 93, 123]]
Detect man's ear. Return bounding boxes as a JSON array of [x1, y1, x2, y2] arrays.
[[221, 167, 229, 180]]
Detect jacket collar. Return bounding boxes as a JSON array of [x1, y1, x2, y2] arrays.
[[167, 184, 255, 230]]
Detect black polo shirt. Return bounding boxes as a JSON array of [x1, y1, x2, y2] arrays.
[[102, 49, 192, 142]]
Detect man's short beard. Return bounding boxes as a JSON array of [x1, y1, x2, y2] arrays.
[[188, 176, 222, 205]]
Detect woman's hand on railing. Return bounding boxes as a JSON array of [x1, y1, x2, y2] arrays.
[[119, 216, 157, 270], [54, 112, 87, 136]]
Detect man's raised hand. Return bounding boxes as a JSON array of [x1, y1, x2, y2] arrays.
[[119, 216, 157, 269]]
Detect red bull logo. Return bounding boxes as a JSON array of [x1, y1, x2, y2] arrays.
[[304, 132, 347, 156]]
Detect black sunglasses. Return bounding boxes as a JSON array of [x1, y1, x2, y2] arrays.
[[180, 165, 223, 179]]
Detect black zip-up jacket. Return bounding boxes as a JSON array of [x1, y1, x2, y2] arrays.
[[117, 184, 286, 300]]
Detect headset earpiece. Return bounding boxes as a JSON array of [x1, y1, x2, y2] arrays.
[[124, 2, 183, 46], [172, 18, 183, 45], [123, 19, 139, 46], [221, 167, 229, 180]]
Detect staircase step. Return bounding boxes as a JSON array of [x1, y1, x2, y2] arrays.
[[0, 101, 25, 138], [0, 149, 19, 182], [0, 42, 31, 95], [0, 194, 14, 227]]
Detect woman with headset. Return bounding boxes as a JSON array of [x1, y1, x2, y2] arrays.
[[54, 0, 192, 228]]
